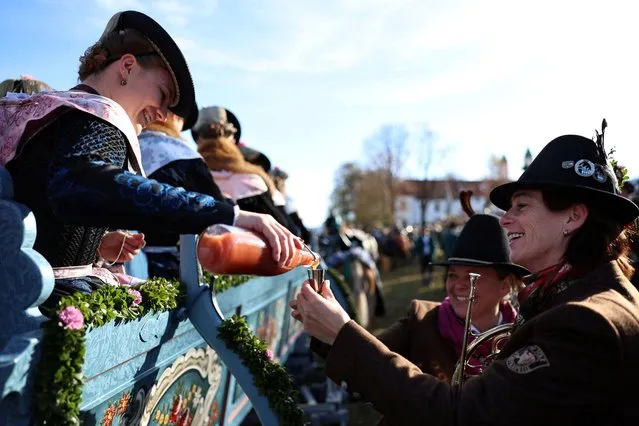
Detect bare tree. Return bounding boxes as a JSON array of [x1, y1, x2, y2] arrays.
[[330, 162, 363, 221], [364, 124, 410, 224], [414, 125, 438, 228], [353, 169, 392, 227]]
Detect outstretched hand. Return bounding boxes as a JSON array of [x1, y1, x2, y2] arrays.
[[234, 210, 303, 266], [289, 280, 351, 345]]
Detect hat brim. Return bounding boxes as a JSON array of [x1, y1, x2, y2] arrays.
[[239, 145, 271, 172], [490, 181, 639, 225], [105, 11, 196, 120], [430, 257, 530, 277], [182, 101, 198, 131], [225, 109, 241, 143]]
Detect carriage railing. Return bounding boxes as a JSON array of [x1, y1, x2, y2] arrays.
[[0, 164, 320, 426], [179, 233, 278, 425]]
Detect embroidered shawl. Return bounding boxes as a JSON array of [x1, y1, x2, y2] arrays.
[[0, 90, 144, 175]]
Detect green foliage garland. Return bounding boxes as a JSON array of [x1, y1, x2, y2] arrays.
[[33, 274, 304, 426], [218, 314, 304, 425], [202, 271, 253, 293], [33, 278, 183, 426]]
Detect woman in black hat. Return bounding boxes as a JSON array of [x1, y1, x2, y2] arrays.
[[192, 105, 299, 234], [309, 214, 526, 387], [0, 11, 301, 299], [290, 122, 639, 425]]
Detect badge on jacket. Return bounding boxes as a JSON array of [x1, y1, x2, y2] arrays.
[[506, 345, 550, 374]]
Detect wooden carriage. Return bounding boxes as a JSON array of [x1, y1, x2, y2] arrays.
[[0, 166, 350, 426]]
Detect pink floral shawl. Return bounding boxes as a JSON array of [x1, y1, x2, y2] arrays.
[[0, 90, 144, 175]]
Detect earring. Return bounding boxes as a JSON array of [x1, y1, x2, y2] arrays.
[[563, 229, 569, 236], [120, 79, 127, 86]]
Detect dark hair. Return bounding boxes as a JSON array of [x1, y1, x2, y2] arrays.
[[542, 187, 636, 278], [494, 267, 525, 292], [78, 29, 165, 80]]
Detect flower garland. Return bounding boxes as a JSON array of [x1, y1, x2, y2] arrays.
[[218, 314, 304, 425], [32, 274, 305, 426], [33, 277, 183, 426]]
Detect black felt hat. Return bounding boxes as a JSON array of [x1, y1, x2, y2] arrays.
[[225, 108, 241, 143], [432, 214, 530, 277], [239, 144, 272, 173], [100, 11, 196, 120], [490, 129, 639, 225], [181, 101, 198, 131]]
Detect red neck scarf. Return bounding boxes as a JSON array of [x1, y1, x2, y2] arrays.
[[516, 263, 577, 325]]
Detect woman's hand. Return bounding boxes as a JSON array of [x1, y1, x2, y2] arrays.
[[99, 232, 146, 263], [289, 280, 351, 345], [234, 210, 303, 266]]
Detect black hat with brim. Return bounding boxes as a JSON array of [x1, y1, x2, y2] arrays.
[[431, 214, 530, 277], [101, 11, 196, 121], [239, 145, 271, 173], [181, 101, 198, 131], [490, 134, 639, 225], [225, 109, 241, 143]]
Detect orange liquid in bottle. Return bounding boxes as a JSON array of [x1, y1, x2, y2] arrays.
[[198, 225, 319, 276]]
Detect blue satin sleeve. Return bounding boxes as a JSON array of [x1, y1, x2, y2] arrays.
[[46, 112, 235, 232]]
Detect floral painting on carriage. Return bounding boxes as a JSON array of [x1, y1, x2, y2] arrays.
[[140, 346, 224, 426], [94, 346, 224, 426], [256, 297, 286, 354], [286, 285, 304, 343]]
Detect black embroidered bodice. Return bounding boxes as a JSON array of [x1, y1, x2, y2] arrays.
[[6, 109, 235, 268]]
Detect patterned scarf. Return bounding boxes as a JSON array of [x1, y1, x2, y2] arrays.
[[438, 297, 517, 375], [0, 88, 143, 175], [514, 263, 577, 328]]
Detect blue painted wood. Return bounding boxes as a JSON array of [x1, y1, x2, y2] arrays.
[[0, 167, 54, 345], [0, 162, 311, 426], [180, 234, 281, 426], [0, 166, 54, 425], [125, 247, 149, 280]]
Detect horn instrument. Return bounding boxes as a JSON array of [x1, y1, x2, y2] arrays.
[[451, 273, 513, 385]]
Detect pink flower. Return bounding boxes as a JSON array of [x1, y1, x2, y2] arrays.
[[20, 74, 36, 80], [58, 306, 84, 330], [128, 289, 142, 306], [265, 349, 274, 361]]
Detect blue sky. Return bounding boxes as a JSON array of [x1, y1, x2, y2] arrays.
[[3, 0, 639, 228]]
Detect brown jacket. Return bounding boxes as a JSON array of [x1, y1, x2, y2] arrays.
[[311, 300, 459, 425], [312, 301, 458, 381], [324, 261, 639, 425]]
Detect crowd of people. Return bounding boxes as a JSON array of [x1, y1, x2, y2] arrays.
[[3, 9, 639, 426]]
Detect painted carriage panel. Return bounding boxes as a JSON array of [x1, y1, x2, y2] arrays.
[[86, 345, 227, 426], [0, 157, 313, 426], [82, 317, 204, 409], [218, 268, 307, 426]]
